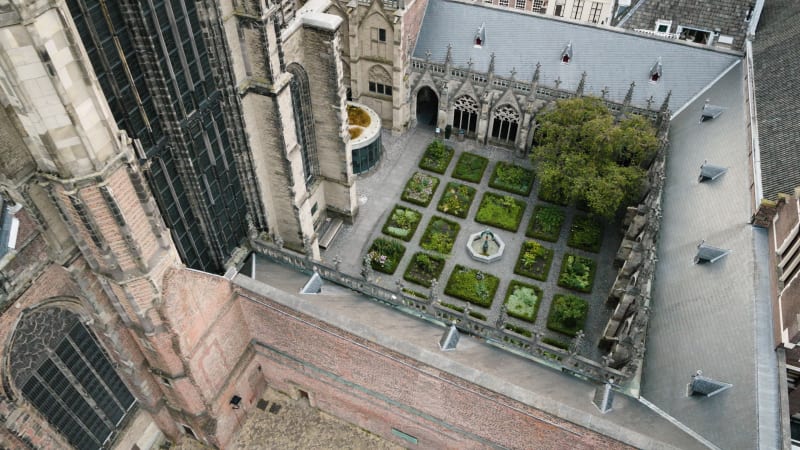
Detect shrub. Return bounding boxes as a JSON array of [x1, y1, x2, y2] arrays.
[[402, 288, 428, 300], [469, 311, 487, 320], [546, 294, 588, 337], [513, 240, 554, 281], [437, 182, 476, 218], [505, 323, 532, 337], [542, 337, 569, 350], [567, 215, 604, 253], [401, 172, 440, 207], [474, 192, 526, 231], [489, 161, 534, 195], [420, 216, 460, 254], [452, 152, 489, 183], [526, 205, 565, 242], [403, 252, 446, 288], [444, 265, 499, 307], [419, 141, 454, 174], [504, 280, 542, 323], [381, 205, 422, 242], [440, 302, 464, 313], [557, 254, 596, 293], [366, 238, 406, 275]]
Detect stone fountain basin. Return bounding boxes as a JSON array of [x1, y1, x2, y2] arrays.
[[467, 229, 505, 263]]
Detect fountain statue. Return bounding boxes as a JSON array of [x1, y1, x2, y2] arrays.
[[466, 228, 505, 263]]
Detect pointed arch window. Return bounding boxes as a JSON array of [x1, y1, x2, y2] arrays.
[[10, 307, 136, 449], [287, 64, 319, 187], [490, 105, 520, 143], [453, 95, 479, 135]]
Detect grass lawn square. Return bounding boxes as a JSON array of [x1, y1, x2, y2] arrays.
[[403, 252, 446, 288], [557, 254, 596, 293], [546, 294, 589, 337], [420, 216, 460, 254], [381, 205, 422, 242], [475, 192, 526, 232], [567, 215, 604, 253], [401, 172, 440, 207], [437, 182, 476, 219], [504, 280, 543, 323], [489, 161, 534, 195], [514, 240, 554, 281], [526, 205, 565, 242], [366, 237, 406, 275], [452, 152, 489, 183], [418, 141, 454, 174], [444, 265, 499, 308]]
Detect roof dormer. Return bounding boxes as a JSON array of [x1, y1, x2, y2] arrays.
[[474, 23, 486, 48], [561, 42, 572, 64], [650, 57, 662, 83]]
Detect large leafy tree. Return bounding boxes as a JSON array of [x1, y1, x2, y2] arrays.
[[532, 97, 659, 218]]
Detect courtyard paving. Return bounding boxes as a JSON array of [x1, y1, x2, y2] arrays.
[[323, 126, 620, 361]]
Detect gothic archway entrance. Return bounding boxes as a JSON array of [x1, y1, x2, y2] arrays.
[[415, 86, 438, 127], [453, 95, 479, 137]]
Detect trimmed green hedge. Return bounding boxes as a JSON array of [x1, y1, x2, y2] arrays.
[[514, 240, 554, 282], [419, 141, 454, 174], [567, 215, 604, 253], [444, 265, 499, 308], [526, 205, 565, 242], [366, 237, 406, 275], [542, 337, 569, 350], [403, 252, 445, 288], [546, 294, 588, 337], [504, 280, 542, 323], [557, 254, 597, 293], [401, 172, 440, 207], [381, 205, 422, 242], [452, 152, 489, 183], [475, 192, 526, 232], [420, 216, 460, 255], [437, 182, 476, 219], [505, 323, 532, 337], [489, 161, 534, 196]]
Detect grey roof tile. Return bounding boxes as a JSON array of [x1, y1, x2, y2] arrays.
[[752, 0, 800, 200], [414, 0, 740, 111]]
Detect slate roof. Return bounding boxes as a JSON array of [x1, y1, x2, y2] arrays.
[[618, 0, 752, 50], [414, 0, 740, 111], [642, 63, 781, 449], [752, 0, 800, 200]]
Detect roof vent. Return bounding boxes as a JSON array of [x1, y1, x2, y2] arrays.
[[688, 370, 732, 397], [474, 23, 486, 47], [439, 324, 460, 351], [300, 271, 323, 294], [694, 240, 730, 264], [592, 379, 615, 413], [649, 57, 662, 83], [701, 100, 724, 121], [698, 160, 728, 182], [561, 42, 572, 64]]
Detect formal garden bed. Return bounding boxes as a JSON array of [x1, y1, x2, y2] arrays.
[[439, 302, 488, 320], [526, 205, 565, 242], [401, 172, 440, 207], [420, 216, 460, 254], [567, 215, 604, 253], [403, 252, 445, 288], [546, 293, 589, 337], [504, 280, 542, 323], [513, 240, 554, 281], [451, 152, 489, 183], [444, 265, 499, 308], [419, 141, 454, 174], [366, 237, 406, 275], [475, 192, 526, 232], [489, 161, 534, 196], [381, 205, 422, 242], [437, 182, 476, 218], [557, 254, 596, 293]]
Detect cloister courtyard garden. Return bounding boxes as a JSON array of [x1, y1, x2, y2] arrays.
[[326, 98, 659, 362]]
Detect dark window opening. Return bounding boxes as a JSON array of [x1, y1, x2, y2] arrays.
[[562, 55, 570, 64], [369, 82, 393, 97], [378, 28, 386, 42], [183, 426, 196, 438], [679, 27, 711, 45], [475, 37, 482, 46], [657, 24, 669, 33], [554, 4, 564, 16], [650, 73, 660, 82]]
